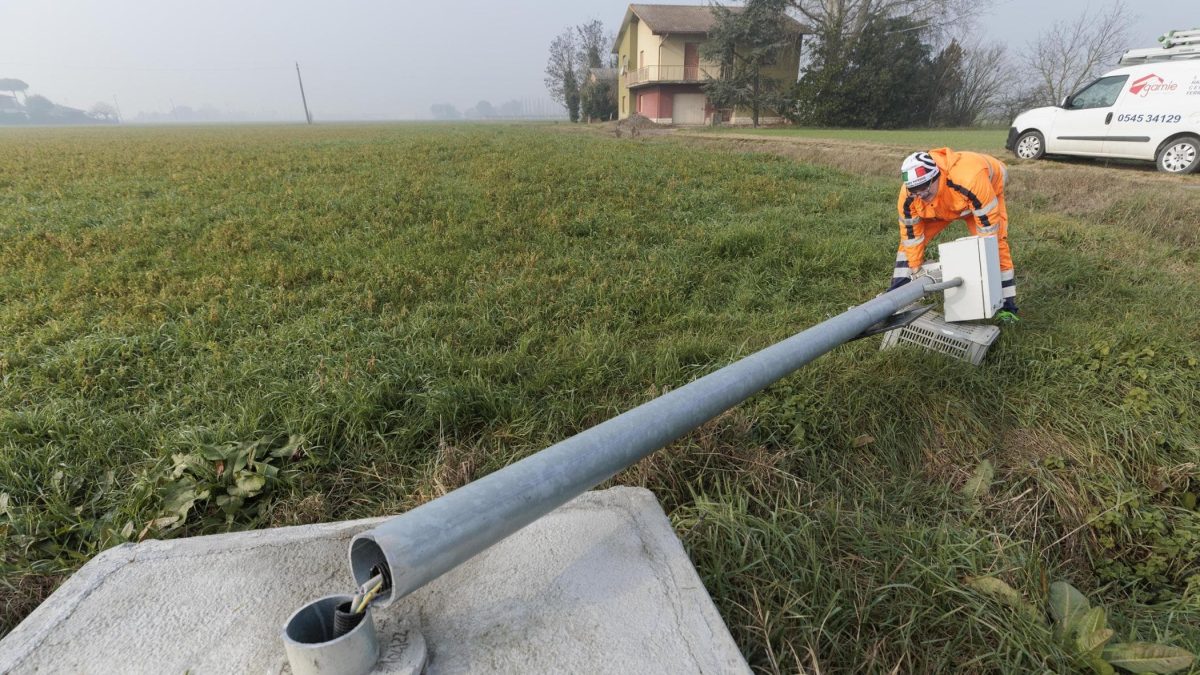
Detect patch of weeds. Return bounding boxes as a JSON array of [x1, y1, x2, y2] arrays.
[[146, 433, 305, 536], [967, 577, 1196, 673], [1091, 485, 1200, 596]]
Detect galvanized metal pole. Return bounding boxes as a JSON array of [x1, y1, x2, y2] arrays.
[[350, 277, 944, 605]]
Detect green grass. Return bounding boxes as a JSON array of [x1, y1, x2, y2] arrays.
[[0, 123, 1197, 673], [688, 126, 1011, 153]]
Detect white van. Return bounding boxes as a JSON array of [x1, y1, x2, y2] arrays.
[[1005, 33, 1200, 174]]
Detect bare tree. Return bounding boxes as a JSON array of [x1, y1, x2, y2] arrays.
[[935, 43, 1015, 125], [544, 28, 581, 121], [88, 102, 119, 122], [1023, 1, 1130, 107], [575, 20, 613, 70], [789, 0, 971, 41]]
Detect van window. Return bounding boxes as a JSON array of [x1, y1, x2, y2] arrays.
[[1065, 75, 1129, 110]]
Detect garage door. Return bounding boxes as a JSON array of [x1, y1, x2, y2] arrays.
[[673, 93, 706, 125]]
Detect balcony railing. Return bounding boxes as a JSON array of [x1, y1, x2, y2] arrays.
[[625, 64, 718, 86]]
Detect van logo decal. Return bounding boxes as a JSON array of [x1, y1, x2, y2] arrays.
[[1129, 73, 1177, 97]]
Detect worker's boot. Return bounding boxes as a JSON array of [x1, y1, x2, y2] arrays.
[[996, 298, 1019, 325]]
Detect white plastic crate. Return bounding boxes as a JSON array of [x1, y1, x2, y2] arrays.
[[880, 310, 1000, 366]]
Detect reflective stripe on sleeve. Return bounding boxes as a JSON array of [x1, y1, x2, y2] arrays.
[[902, 235, 925, 247], [973, 197, 998, 217], [901, 195, 917, 240]]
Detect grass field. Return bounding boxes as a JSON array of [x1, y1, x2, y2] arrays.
[[685, 125, 1011, 153], [1, 123, 1198, 672]]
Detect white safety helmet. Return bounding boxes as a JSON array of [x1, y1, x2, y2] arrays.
[[900, 152, 939, 190]]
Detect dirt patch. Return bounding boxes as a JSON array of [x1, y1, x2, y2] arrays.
[[565, 115, 677, 140], [612, 114, 676, 139]]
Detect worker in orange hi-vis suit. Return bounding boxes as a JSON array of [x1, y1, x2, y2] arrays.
[[889, 148, 1019, 323]]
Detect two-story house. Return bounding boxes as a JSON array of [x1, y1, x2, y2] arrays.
[[613, 4, 806, 125]]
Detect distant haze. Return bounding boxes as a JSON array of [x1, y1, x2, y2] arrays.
[[0, 0, 1192, 122]]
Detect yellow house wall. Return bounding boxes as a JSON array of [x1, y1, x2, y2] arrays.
[[616, 17, 638, 119], [761, 42, 800, 83], [636, 20, 657, 68], [659, 34, 683, 67], [659, 35, 722, 75]]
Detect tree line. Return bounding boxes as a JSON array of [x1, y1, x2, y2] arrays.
[[429, 99, 561, 120], [783, 0, 1132, 128], [0, 78, 119, 125], [546, 0, 1133, 128]]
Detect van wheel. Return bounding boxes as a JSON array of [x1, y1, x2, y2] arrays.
[[1156, 137, 1200, 174], [1014, 131, 1045, 160]]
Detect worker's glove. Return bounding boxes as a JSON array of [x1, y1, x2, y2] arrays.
[[886, 276, 911, 292]]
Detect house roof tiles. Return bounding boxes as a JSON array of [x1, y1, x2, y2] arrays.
[[627, 4, 806, 34], [614, 4, 808, 54], [629, 4, 732, 34]]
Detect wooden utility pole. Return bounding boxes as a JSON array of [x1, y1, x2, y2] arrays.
[[295, 61, 312, 124]]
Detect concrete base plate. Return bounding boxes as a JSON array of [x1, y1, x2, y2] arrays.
[[0, 487, 749, 674]]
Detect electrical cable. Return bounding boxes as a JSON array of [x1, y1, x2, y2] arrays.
[[350, 574, 385, 615]]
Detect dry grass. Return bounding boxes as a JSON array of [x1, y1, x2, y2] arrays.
[[0, 574, 63, 638]]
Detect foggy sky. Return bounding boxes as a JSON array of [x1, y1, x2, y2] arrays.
[[0, 0, 1193, 122]]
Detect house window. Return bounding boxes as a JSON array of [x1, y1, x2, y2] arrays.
[[639, 50, 644, 69], [622, 96, 626, 114]]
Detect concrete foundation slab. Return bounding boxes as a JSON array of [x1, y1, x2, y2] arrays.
[[0, 487, 749, 674]]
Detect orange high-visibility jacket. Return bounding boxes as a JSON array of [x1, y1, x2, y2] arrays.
[[894, 148, 1012, 275]]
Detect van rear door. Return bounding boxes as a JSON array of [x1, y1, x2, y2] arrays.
[[1051, 75, 1128, 155]]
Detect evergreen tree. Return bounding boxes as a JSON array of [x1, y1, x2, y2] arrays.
[[794, 15, 936, 128], [580, 76, 617, 121], [702, 0, 796, 128], [564, 68, 581, 123]]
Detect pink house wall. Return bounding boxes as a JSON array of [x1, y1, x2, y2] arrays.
[[636, 84, 713, 122], [636, 89, 672, 119]]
